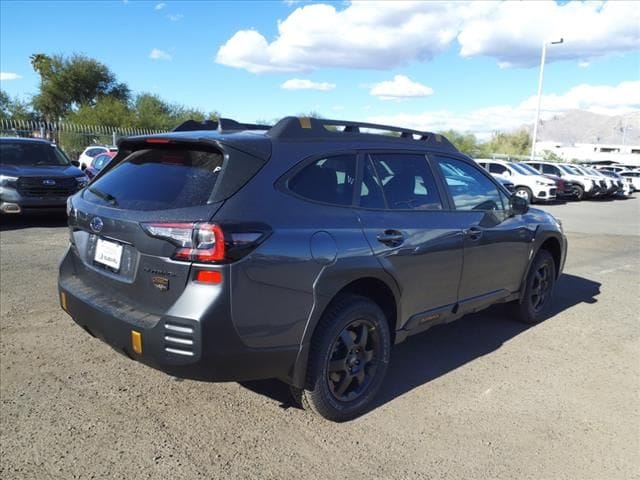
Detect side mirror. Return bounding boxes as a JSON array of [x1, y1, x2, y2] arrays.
[[71, 160, 80, 167], [510, 194, 529, 216]]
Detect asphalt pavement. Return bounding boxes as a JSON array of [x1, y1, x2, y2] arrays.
[[1, 197, 638, 479]]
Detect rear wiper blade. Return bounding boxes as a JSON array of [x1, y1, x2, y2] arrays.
[[88, 187, 119, 206]]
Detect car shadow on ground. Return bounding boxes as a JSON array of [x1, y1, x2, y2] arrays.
[[0, 212, 68, 231], [240, 273, 601, 414]]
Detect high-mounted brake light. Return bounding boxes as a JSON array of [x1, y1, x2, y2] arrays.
[[145, 138, 171, 144]]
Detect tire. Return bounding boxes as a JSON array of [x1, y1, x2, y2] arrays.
[[573, 184, 584, 201], [293, 295, 391, 422], [515, 186, 533, 204], [513, 249, 556, 324]]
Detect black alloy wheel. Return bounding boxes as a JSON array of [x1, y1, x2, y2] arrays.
[[326, 319, 382, 402], [293, 295, 391, 422]]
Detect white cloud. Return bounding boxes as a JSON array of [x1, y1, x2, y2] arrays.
[[216, 2, 461, 73], [0, 72, 22, 81], [155, 2, 166, 10], [578, 61, 591, 68], [457, 1, 640, 67], [281, 78, 336, 90], [366, 81, 640, 139], [167, 13, 183, 21], [369, 75, 433, 100], [149, 48, 172, 61], [215, 1, 640, 74]]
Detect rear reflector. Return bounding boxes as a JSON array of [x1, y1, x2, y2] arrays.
[[195, 270, 222, 284], [131, 330, 143, 354]]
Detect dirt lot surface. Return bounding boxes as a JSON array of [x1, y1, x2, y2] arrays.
[[1, 198, 639, 479]]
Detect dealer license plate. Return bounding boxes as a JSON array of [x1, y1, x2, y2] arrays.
[[94, 238, 123, 271]]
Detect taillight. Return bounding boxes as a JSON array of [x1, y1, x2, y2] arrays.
[[141, 222, 270, 263]]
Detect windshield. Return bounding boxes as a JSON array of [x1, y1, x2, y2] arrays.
[[559, 164, 580, 175], [93, 154, 113, 171], [0, 141, 71, 166], [515, 163, 540, 175], [509, 162, 534, 175]]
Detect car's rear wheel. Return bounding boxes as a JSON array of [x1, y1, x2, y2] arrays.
[[573, 184, 584, 200], [513, 249, 556, 324], [293, 295, 391, 422], [515, 186, 533, 204]]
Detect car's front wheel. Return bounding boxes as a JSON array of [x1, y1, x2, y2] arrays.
[[513, 249, 556, 324], [515, 186, 533, 204], [293, 295, 391, 422], [573, 184, 584, 201]]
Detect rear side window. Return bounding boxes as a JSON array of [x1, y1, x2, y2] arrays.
[[84, 148, 224, 211], [368, 153, 442, 210], [288, 154, 356, 206]]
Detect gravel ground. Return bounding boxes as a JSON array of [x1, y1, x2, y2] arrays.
[[1, 198, 639, 479]]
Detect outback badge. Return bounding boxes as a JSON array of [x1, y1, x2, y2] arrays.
[[152, 276, 170, 291]]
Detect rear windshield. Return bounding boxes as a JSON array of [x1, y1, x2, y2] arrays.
[[0, 141, 71, 166], [84, 147, 224, 211]]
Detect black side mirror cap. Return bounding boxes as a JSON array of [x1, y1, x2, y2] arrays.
[[510, 194, 529, 215], [71, 160, 81, 167]]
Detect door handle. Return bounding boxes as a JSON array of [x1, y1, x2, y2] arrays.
[[377, 229, 405, 247], [465, 226, 483, 241]]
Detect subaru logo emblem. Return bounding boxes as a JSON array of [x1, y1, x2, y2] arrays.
[[42, 179, 56, 186], [90, 217, 104, 233]]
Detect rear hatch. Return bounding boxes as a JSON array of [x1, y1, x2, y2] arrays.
[[66, 140, 267, 314]]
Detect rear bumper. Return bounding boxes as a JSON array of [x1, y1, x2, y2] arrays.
[[58, 249, 298, 383]]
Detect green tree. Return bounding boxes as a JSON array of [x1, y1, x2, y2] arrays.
[[30, 53, 129, 121], [0, 89, 36, 122], [438, 129, 480, 156], [480, 128, 531, 156], [542, 150, 563, 162], [66, 96, 134, 127]]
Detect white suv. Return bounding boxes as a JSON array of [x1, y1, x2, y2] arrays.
[[525, 161, 600, 200], [475, 159, 556, 203], [78, 145, 117, 170]]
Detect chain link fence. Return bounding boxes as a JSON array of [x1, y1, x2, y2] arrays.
[[0, 119, 167, 161]]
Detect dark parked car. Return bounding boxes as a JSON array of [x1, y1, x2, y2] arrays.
[[85, 151, 117, 179], [58, 117, 567, 421], [0, 137, 88, 214]]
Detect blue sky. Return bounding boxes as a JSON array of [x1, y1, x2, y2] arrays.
[[1, 0, 638, 136]]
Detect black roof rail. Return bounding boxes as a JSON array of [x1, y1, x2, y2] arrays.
[[172, 118, 272, 133], [267, 116, 457, 150]]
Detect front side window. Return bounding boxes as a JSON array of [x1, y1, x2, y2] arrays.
[[435, 156, 504, 211], [288, 154, 356, 206], [367, 153, 442, 210]]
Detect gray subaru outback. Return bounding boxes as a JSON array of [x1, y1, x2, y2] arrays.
[[58, 117, 567, 421]]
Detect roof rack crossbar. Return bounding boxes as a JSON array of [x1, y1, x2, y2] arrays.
[[267, 116, 457, 151]]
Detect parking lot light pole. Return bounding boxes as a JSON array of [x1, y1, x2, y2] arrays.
[[530, 38, 564, 161]]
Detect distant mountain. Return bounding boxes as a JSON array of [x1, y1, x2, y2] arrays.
[[535, 110, 640, 145]]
